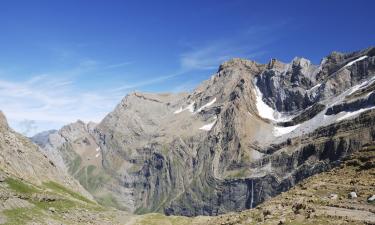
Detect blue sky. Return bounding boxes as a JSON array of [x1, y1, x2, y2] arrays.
[[0, 0, 374, 136]]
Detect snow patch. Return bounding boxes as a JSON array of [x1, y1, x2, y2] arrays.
[[174, 102, 195, 114], [254, 83, 293, 122], [199, 117, 217, 131], [308, 83, 321, 91], [196, 98, 216, 113], [263, 162, 272, 173], [336, 106, 375, 121], [273, 125, 300, 137], [255, 86, 275, 120], [344, 55, 368, 67], [96, 147, 100, 152], [250, 150, 263, 160], [346, 78, 374, 96], [95, 153, 100, 158], [347, 84, 362, 96]]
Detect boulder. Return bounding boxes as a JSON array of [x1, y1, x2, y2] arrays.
[[348, 192, 358, 199]]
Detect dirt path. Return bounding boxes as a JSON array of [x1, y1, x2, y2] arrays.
[[318, 206, 375, 223]]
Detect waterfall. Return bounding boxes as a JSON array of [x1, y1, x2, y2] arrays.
[[250, 180, 254, 209]]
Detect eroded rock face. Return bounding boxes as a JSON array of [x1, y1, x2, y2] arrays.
[[33, 47, 375, 216]]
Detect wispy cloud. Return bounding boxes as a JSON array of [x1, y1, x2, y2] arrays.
[[0, 75, 121, 136], [179, 23, 284, 71], [113, 70, 187, 92], [122, 24, 282, 91], [104, 61, 134, 69], [0, 23, 286, 135]]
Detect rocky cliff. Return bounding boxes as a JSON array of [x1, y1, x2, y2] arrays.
[[33, 47, 375, 216]]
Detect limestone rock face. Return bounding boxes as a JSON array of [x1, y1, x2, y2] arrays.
[[33, 47, 375, 216]]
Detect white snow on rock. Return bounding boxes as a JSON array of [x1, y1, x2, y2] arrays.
[[337, 106, 375, 121], [255, 86, 275, 121], [346, 78, 373, 96], [273, 125, 300, 137], [347, 76, 375, 96], [95, 153, 100, 158], [199, 118, 217, 131], [348, 192, 357, 199], [368, 195, 375, 202], [263, 162, 273, 173], [174, 102, 195, 114], [96, 147, 100, 152], [347, 83, 363, 96], [329, 193, 338, 200], [250, 150, 264, 160], [196, 98, 216, 113], [344, 55, 368, 67], [308, 83, 322, 91], [254, 82, 293, 122]]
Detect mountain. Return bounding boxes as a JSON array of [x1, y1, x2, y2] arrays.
[[32, 47, 375, 217]]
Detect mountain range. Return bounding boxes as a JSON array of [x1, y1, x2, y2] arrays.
[[32, 47, 375, 216], [0, 47, 374, 224]]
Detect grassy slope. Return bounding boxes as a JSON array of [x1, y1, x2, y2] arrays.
[[0, 177, 107, 225]]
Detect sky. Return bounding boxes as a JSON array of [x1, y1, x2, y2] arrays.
[[0, 0, 374, 136]]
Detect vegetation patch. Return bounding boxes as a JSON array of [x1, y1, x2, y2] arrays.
[[5, 178, 39, 194], [68, 155, 82, 175], [135, 206, 152, 215], [3, 207, 43, 225], [96, 193, 125, 210], [43, 181, 95, 204], [33, 198, 77, 212], [75, 166, 110, 193]]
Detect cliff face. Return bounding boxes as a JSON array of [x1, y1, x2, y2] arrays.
[[33, 47, 375, 216]]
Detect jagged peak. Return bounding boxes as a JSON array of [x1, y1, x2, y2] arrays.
[[325, 51, 346, 64], [291, 57, 311, 68], [119, 92, 185, 108], [218, 58, 261, 72], [60, 120, 88, 135], [87, 121, 97, 132], [323, 47, 373, 66], [267, 58, 286, 70], [76, 119, 86, 125]]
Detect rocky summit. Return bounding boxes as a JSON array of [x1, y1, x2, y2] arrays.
[[30, 47, 375, 222]]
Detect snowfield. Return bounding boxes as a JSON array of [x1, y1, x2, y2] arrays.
[[196, 98, 217, 113], [254, 80, 293, 122], [273, 125, 300, 137], [337, 106, 375, 122], [344, 55, 368, 67], [199, 118, 217, 131], [174, 101, 195, 114]]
